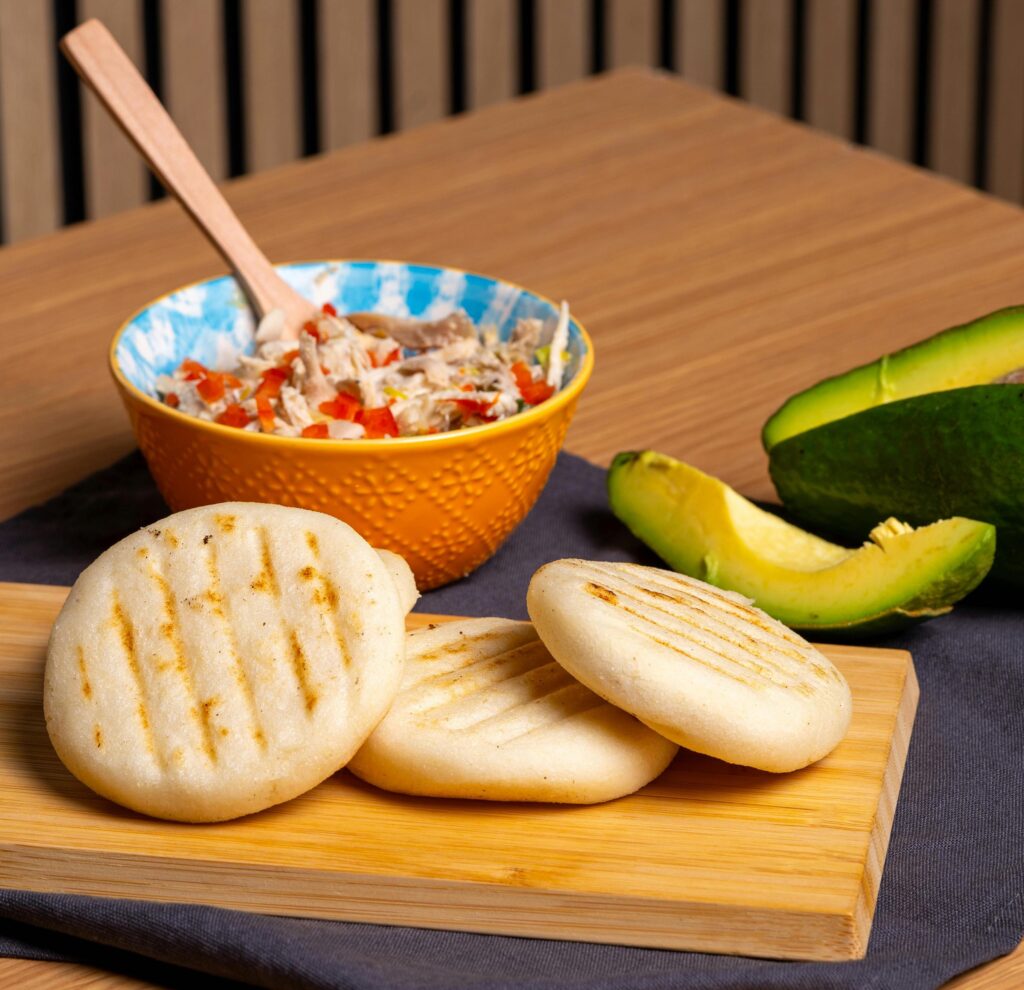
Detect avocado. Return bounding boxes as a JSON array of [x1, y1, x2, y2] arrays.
[[768, 384, 1024, 587], [608, 450, 995, 637], [763, 306, 1024, 451]]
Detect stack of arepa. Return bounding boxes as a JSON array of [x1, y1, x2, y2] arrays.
[[45, 504, 851, 822]]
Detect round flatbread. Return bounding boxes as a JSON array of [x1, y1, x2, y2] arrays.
[[376, 549, 419, 614], [45, 502, 406, 822], [527, 559, 852, 773], [348, 617, 678, 803]]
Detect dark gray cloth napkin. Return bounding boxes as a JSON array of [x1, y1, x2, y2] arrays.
[[1, 451, 1022, 990]]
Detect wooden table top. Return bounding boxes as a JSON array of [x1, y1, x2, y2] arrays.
[[0, 68, 1020, 989]]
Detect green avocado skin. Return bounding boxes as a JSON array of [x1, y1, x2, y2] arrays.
[[769, 384, 1024, 588], [762, 306, 1024, 450]]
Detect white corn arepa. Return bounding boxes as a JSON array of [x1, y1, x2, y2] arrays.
[[348, 617, 678, 802], [527, 560, 852, 773], [376, 548, 419, 614], [44, 502, 406, 822]]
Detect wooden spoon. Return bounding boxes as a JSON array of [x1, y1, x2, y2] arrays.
[[61, 19, 316, 339]]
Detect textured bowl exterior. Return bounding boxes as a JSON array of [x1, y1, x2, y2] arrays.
[[111, 261, 593, 589]]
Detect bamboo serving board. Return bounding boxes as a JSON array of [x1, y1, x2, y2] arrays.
[[0, 581, 917, 962]]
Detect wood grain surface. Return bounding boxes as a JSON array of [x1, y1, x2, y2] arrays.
[[0, 582, 914, 962], [0, 68, 1022, 987]]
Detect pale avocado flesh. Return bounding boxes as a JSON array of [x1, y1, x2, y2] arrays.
[[608, 451, 995, 637], [763, 306, 1024, 451]]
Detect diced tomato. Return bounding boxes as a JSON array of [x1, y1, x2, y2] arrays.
[[511, 361, 554, 405], [222, 372, 242, 389], [215, 403, 250, 429], [319, 392, 361, 420], [301, 423, 329, 439], [164, 393, 180, 408], [256, 366, 289, 399], [255, 394, 276, 432], [179, 358, 208, 381], [196, 375, 226, 403], [368, 347, 401, 369], [302, 320, 322, 342], [281, 349, 300, 365], [321, 302, 337, 317], [448, 397, 498, 420], [356, 406, 399, 439]]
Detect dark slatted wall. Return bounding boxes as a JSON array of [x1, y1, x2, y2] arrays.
[[0, 0, 1021, 244]]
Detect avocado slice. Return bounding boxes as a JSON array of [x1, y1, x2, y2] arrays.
[[763, 306, 1024, 451], [769, 384, 1024, 587], [608, 450, 995, 637]]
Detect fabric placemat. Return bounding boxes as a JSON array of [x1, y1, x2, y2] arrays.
[[1, 451, 1022, 990]]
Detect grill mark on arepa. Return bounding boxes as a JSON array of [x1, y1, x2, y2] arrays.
[[467, 679, 605, 745], [94, 725, 103, 749], [632, 567, 813, 653], [76, 646, 92, 700], [491, 696, 609, 746], [303, 533, 352, 669], [633, 583, 806, 665], [204, 541, 268, 750], [578, 561, 811, 664], [287, 630, 320, 713], [251, 528, 281, 597], [585, 580, 811, 689], [401, 641, 544, 710], [628, 626, 761, 689], [423, 657, 573, 729], [415, 629, 534, 664], [147, 562, 218, 763], [248, 530, 322, 720], [110, 594, 160, 766]]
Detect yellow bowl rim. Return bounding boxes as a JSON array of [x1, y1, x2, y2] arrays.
[[109, 258, 595, 450]]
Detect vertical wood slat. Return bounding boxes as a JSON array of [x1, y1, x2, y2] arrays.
[[986, 0, 1024, 203], [740, 0, 793, 115], [242, 0, 302, 171], [537, 0, 588, 89], [78, 0, 148, 219], [607, 0, 658, 68], [393, 0, 449, 130], [162, 0, 227, 182], [677, 0, 724, 89], [928, 0, 981, 184], [804, 0, 857, 139], [0, 0, 61, 241], [467, 0, 517, 109], [866, 0, 915, 161], [319, 0, 377, 149]]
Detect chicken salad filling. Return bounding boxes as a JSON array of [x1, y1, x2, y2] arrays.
[[155, 301, 572, 439]]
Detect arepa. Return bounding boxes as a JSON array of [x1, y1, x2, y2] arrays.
[[527, 560, 851, 772], [376, 548, 419, 613], [348, 617, 678, 802], [44, 502, 406, 822]]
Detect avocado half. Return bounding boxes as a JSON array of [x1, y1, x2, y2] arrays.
[[769, 384, 1024, 587], [763, 306, 1024, 451], [608, 450, 995, 637]]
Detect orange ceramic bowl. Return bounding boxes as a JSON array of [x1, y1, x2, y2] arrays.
[[111, 260, 593, 589]]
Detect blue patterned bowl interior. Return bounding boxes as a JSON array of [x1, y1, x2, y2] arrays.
[[116, 261, 587, 396]]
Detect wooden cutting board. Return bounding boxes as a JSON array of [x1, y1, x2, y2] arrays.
[[0, 581, 917, 962]]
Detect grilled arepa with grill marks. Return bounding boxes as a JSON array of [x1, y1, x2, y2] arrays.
[[44, 502, 406, 822], [527, 560, 852, 773], [348, 617, 678, 803]]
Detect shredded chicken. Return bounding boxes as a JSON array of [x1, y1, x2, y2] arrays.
[[155, 303, 573, 439]]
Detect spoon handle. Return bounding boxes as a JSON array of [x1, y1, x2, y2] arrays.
[[61, 19, 310, 324]]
